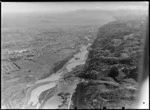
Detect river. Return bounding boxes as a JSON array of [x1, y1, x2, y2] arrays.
[[23, 42, 91, 109]]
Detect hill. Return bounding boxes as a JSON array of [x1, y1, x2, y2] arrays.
[[71, 18, 147, 109]]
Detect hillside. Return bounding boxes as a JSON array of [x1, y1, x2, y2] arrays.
[[71, 18, 147, 109]]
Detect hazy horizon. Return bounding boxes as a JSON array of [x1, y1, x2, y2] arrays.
[[2, 2, 148, 14]]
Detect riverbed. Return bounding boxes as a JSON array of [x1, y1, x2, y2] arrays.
[[23, 43, 91, 109]]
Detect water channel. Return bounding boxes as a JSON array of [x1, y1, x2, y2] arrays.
[[23, 42, 91, 109]]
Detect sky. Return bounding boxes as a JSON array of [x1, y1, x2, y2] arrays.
[[2, 2, 149, 13]]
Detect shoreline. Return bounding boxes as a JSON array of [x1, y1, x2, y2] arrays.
[[21, 43, 91, 109], [38, 43, 82, 80]]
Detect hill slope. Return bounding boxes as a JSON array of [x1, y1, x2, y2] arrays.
[[71, 18, 147, 109]]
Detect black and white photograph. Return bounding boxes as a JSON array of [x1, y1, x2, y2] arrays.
[[1, 2, 149, 109]]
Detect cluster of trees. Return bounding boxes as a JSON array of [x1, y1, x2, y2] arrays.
[[71, 19, 147, 109], [77, 19, 146, 82]]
